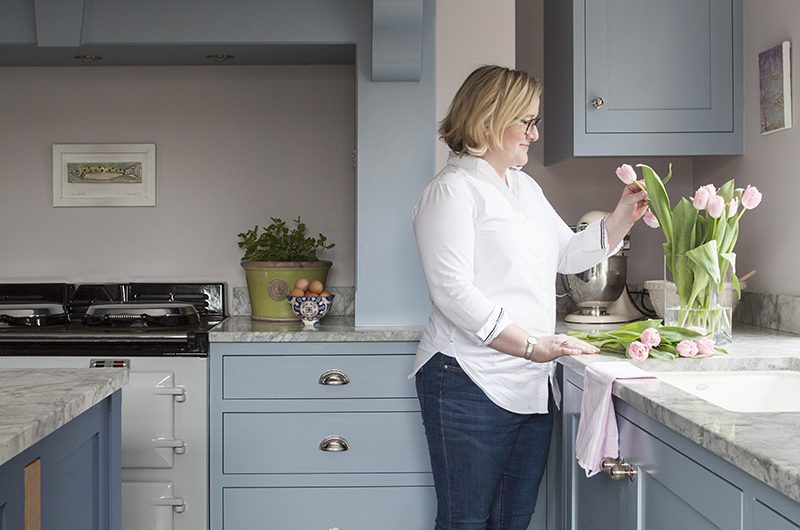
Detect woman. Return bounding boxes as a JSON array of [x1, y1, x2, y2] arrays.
[[412, 65, 648, 530]]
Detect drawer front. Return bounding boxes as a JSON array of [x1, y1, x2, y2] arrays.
[[222, 354, 416, 399], [224, 486, 435, 529], [223, 411, 430, 474]]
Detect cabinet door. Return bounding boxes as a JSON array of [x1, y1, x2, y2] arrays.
[[562, 377, 637, 530], [617, 413, 742, 530], [585, 0, 734, 134]]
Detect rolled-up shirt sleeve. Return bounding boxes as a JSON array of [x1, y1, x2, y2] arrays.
[[554, 215, 624, 275], [413, 181, 512, 344]]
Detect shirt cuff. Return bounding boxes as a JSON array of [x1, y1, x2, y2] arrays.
[[475, 306, 513, 344]]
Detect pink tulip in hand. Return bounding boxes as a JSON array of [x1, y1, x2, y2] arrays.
[[694, 337, 716, 356], [706, 195, 726, 218], [615, 164, 637, 185], [741, 185, 762, 209], [627, 341, 650, 361], [677, 339, 699, 358], [640, 327, 661, 348], [643, 209, 660, 228]]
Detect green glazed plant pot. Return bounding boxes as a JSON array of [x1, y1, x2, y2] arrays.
[[241, 260, 332, 321]]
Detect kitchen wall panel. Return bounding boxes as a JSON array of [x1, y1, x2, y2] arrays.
[[694, 0, 800, 297], [0, 65, 355, 295]]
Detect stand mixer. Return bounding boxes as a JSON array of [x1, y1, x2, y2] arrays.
[[561, 211, 642, 327]]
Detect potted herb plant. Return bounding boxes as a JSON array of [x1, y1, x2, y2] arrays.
[[238, 217, 334, 321]]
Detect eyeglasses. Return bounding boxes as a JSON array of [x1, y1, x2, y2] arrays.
[[520, 116, 541, 135]]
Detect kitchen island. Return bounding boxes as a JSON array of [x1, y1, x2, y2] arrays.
[[210, 317, 800, 529], [0, 368, 128, 530]]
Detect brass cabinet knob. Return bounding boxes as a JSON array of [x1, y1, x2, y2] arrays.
[[591, 96, 605, 109], [601, 457, 638, 481]]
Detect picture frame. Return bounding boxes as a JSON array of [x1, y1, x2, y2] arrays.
[[759, 41, 792, 135], [52, 143, 156, 207]]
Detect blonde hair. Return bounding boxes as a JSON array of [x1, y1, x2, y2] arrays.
[[439, 65, 542, 156]]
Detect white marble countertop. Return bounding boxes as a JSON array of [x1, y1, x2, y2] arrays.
[[0, 368, 129, 466], [559, 324, 800, 504], [210, 315, 423, 342]]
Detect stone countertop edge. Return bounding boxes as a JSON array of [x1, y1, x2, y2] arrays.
[[0, 368, 129, 467], [558, 323, 800, 505], [209, 315, 423, 342]]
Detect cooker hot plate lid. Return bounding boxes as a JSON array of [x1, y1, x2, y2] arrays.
[[82, 302, 201, 327], [0, 303, 70, 326]]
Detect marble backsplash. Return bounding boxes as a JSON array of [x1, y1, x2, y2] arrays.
[[232, 284, 799, 337], [231, 286, 355, 316]]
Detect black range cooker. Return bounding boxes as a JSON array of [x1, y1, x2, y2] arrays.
[[0, 282, 226, 356]]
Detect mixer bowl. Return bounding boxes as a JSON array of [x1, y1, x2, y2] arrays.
[[562, 255, 627, 315]]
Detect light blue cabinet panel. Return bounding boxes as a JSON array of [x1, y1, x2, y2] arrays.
[[543, 0, 743, 163], [223, 411, 430, 474], [562, 366, 800, 530], [753, 500, 800, 530], [0, 391, 121, 530], [210, 342, 437, 529], [223, 486, 435, 530], [222, 354, 417, 399]]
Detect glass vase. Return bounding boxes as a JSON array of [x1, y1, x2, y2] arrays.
[[663, 254, 733, 345]]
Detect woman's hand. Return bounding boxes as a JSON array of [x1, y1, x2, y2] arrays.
[[531, 334, 599, 362], [605, 182, 649, 249]]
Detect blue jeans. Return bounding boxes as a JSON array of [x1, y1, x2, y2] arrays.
[[416, 353, 553, 530]]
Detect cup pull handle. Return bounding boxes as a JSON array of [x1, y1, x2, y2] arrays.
[[319, 435, 350, 452], [319, 369, 350, 386]]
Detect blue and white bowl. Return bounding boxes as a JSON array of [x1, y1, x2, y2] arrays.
[[286, 295, 335, 327]]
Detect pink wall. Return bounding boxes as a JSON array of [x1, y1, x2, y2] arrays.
[[0, 65, 355, 292], [694, 0, 800, 296]]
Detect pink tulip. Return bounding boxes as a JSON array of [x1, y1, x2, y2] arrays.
[[694, 337, 716, 356], [643, 209, 660, 228], [627, 341, 650, 361], [640, 327, 661, 348], [677, 339, 699, 358], [687, 325, 707, 335], [615, 164, 637, 185], [741, 185, 762, 209], [706, 195, 725, 218], [727, 197, 739, 218], [692, 186, 712, 210]]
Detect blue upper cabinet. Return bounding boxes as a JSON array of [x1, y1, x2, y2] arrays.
[[543, 0, 743, 165]]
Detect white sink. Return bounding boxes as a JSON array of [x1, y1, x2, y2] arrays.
[[655, 370, 800, 413]]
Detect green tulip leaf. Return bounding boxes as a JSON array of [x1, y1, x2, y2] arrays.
[[638, 164, 673, 242], [718, 179, 735, 203], [686, 240, 721, 285]]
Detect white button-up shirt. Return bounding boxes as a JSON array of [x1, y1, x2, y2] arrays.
[[411, 154, 618, 413]]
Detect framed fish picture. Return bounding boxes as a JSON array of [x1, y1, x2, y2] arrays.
[[52, 143, 156, 206]]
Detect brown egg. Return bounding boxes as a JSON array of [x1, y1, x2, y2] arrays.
[[304, 291, 318, 297], [319, 291, 331, 297], [288, 287, 305, 297], [294, 278, 310, 291], [308, 280, 324, 294]]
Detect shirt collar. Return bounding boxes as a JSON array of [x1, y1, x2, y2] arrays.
[[447, 153, 526, 215]]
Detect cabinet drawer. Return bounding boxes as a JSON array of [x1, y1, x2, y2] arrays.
[[222, 354, 416, 399], [223, 485, 435, 530], [223, 411, 429, 474]]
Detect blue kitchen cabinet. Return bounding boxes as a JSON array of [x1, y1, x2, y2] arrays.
[[210, 341, 552, 529], [543, 0, 743, 164], [561, 366, 800, 529], [0, 391, 122, 530]]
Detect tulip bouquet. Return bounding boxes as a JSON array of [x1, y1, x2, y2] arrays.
[[616, 163, 762, 342], [568, 319, 726, 361]]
